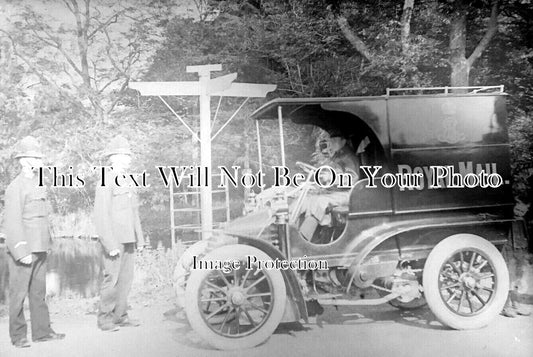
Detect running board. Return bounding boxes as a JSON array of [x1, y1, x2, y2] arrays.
[[317, 293, 399, 306]]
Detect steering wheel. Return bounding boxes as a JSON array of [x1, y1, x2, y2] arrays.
[[295, 161, 318, 174]]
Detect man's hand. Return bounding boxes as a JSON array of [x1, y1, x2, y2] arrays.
[[19, 255, 32, 265], [109, 249, 120, 257], [318, 169, 334, 184], [514, 201, 529, 217]]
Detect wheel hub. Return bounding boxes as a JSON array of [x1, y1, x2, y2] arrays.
[[229, 289, 246, 306], [461, 274, 477, 290]]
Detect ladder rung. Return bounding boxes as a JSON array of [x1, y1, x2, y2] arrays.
[[173, 206, 227, 212], [172, 223, 227, 231], [173, 189, 227, 195]]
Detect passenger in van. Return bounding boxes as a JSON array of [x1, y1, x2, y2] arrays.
[[298, 131, 361, 242]]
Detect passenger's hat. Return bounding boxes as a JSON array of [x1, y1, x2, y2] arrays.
[[14, 136, 44, 159], [104, 135, 132, 157]]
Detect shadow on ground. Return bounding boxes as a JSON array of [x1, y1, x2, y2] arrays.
[[314, 305, 446, 330], [165, 307, 216, 351], [164, 302, 446, 352]]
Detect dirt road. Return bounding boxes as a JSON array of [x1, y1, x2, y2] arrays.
[[1, 301, 532, 357]]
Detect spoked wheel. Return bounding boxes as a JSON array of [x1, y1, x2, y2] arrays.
[[184, 244, 286, 350], [423, 234, 509, 329]]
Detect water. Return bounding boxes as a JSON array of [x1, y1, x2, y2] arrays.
[[0, 238, 103, 303]]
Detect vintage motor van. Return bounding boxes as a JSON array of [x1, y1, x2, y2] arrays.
[[175, 86, 527, 350]]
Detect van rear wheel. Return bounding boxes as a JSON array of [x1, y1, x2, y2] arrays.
[[423, 234, 509, 329]]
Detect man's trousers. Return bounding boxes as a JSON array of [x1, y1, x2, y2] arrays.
[[8, 252, 53, 342], [298, 190, 350, 225], [97, 243, 135, 325]]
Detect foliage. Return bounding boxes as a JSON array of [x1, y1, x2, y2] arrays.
[[0, 0, 171, 121], [509, 113, 533, 200], [122, 0, 533, 207], [133, 244, 185, 298], [0, 0, 532, 239]]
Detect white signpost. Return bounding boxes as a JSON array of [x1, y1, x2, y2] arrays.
[[130, 64, 276, 239]]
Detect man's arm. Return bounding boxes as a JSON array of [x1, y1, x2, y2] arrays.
[[341, 149, 360, 177], [330, 147, 360, 183], [4, 182, 31, 261], [133, 193, 145, 248], [93, 184, 120, 254]]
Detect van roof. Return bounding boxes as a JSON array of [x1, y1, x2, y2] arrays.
[[251, 87, 506, 120]]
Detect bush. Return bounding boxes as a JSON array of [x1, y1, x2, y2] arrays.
[[131, 243, 186, 305]]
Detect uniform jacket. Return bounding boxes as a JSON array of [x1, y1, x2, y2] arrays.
[[330, 145, 360, 176], [3, 173, 51, 260], [326, 144, 360, 189], [93, 178, 145, 253]]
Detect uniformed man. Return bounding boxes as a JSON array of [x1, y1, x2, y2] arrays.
[[298, 132, 360, 241], [502, 169, 532, 318], [93, 135, 145, 331], [3, 136, 65, 348]]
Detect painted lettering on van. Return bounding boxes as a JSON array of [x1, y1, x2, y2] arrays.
[[397, 162, 498, 190]]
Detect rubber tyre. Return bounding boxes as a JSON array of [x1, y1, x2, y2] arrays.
[[423, 234, 509, 330], [184, 244, 286, 350]]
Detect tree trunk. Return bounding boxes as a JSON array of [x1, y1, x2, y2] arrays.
[[401, 0, 415, 54], [71, 0, 91, 87], [449, 2, 469, 87], [336, 15, 373, 63], [449, 0, 499, 88]]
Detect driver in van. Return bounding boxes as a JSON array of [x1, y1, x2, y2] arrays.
[[298, 131, 361, 241]]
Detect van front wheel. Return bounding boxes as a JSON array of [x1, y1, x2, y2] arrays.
[[184, 244, 286, 350], [422, 234, 509, 330]]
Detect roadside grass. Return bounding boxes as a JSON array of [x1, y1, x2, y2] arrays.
[[130, 242, 186, 306]]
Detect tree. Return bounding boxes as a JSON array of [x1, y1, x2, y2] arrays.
[[448, 0, 499, 87], [0, 0, 181, 223], [0, 0, 169, 122], [330, 0, 504, 87], [1, 0, 531, 241]]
